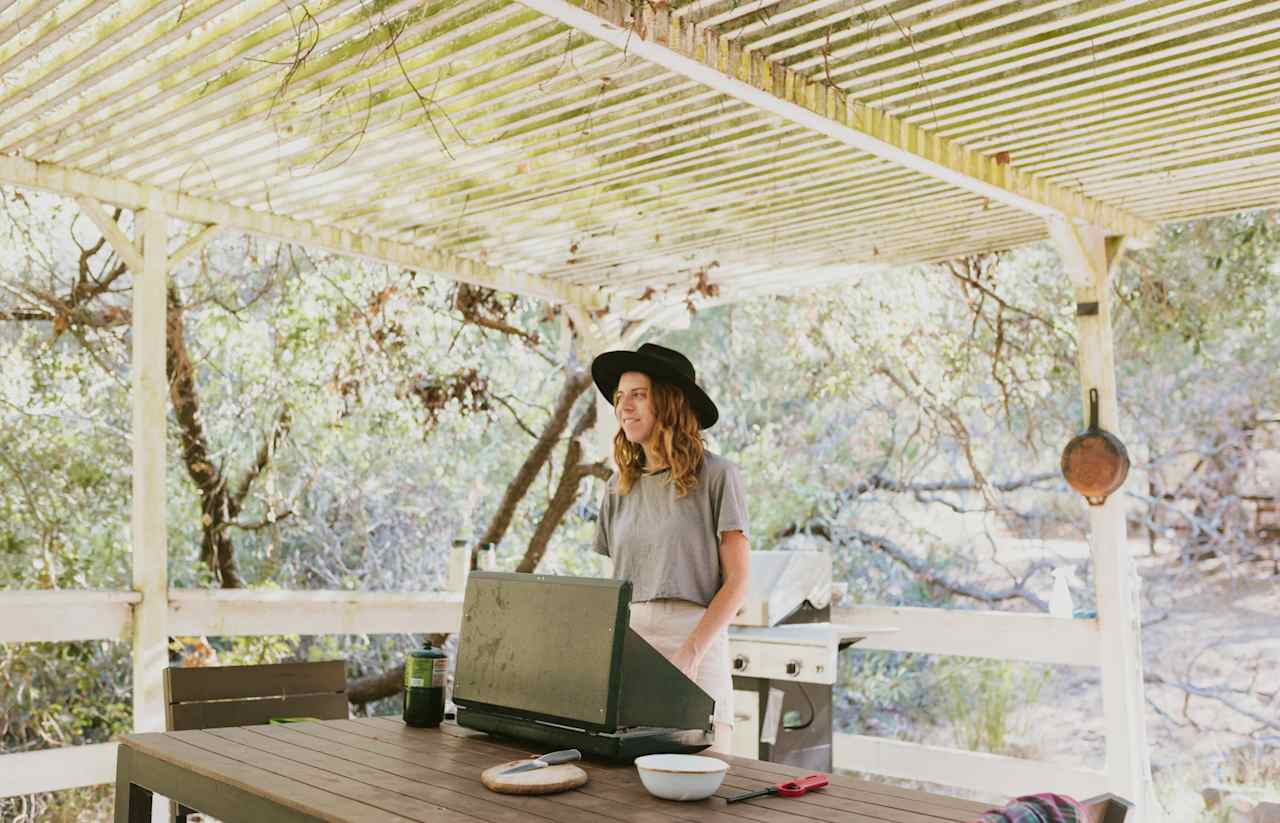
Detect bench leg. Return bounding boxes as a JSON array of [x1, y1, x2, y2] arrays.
[[114, 745, 154, 823], [113, 782, 153, 823]]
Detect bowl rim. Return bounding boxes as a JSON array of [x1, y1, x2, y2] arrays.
[[633, 754, 730, 774]]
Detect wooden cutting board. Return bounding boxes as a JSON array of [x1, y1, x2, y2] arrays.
[[480, 760, 589, 795]]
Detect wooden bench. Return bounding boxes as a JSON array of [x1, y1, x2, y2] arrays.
[[164, 660, 349, 731], [163, 660, 349, 821]]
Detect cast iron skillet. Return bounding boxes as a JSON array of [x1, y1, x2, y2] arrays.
[[1061, 388, 1129, 506]]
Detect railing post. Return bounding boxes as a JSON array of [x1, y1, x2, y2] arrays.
[[132, 208, 169, 735], [1048, 220, 1153, 818]]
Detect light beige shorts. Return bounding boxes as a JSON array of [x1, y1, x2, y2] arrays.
[[629, 598, 734, 730]]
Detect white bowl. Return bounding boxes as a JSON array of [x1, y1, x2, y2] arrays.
[[634, 754, 729, 801]]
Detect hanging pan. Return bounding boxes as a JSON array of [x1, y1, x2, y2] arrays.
[[1061, 388, 1130, 506]]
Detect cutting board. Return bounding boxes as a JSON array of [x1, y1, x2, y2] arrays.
[[480, 760, 589, 795]]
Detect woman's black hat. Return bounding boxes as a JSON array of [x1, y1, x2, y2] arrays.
[[591, 343, 718, 429]]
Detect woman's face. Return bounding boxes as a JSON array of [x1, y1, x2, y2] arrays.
[[615, 371, 656, 445]]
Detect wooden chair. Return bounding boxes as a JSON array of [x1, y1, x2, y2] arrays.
[[163, 660, 349, 821]]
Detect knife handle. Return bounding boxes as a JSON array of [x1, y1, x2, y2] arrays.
[[539, 749, 581, 765]]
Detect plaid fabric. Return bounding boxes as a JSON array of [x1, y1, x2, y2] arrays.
[[973, 793, 1090, 823]]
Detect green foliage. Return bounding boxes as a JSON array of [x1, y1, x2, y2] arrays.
[[834, 650, 933, 737], [931, 657, 1051, 755], [0, 640, 132, 751]]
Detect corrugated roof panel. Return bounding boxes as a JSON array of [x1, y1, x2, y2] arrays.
[[1, 0, 1276, 305]]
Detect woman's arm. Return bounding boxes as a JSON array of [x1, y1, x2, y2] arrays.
[[671, 530, 750, 677]]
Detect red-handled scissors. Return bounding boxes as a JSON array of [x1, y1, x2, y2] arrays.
[[726, 773, 829, 803]]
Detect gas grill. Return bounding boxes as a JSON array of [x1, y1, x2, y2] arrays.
[[727, 551, 894, 770]]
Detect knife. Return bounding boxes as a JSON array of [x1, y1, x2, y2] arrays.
[[498, 749, 582, 775]]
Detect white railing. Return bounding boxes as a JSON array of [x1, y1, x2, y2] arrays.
[[833, 605, 1109, 799], [2, 589, 1111, 804], [0, 589, 463, 798]]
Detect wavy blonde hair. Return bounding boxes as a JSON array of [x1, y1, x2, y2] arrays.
[[613, 380, 705, 497]]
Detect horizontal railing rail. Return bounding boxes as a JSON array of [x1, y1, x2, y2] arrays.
[[833, 734, 1108, 800], [1, 590, 1107, 801], [833, 605, 1101, 667]]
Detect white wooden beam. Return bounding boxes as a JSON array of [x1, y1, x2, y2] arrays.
[[0, 155, 606, 310], [834, 734, 1109, 800], [834, 606, 1101, 668], [77, 196, 145, 273], [0, 743, 119, 798], [0, 590, 467, 642], [1047, 218, 1153, 818], [171, 223, 221, 266], [0, 591, 140, 642], [167, 590, 463, 636], [510, 0, 1154, 239], [131, 207, 169, 736]]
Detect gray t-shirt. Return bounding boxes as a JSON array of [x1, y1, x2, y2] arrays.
[[593, 451, 749, 606]]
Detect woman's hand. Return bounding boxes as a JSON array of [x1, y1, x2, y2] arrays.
[[671, 640, 704, 679]]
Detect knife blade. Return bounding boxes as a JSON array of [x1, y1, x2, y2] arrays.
[[498, 749, 581, 775]]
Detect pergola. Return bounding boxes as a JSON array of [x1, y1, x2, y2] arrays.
[[3, 0, 1279, 818]]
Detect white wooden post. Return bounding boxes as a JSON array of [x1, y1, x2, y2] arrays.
[[132, 208, 170, 735], [1048, 220, 1153, 817]]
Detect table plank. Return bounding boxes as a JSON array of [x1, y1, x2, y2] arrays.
[[207, 725, 572, 823], [338, 720, 978, 823], [433, 718, 985, 821], [122, 717, 992, 823], [116, 744, 318, 823], [122, 732, 419, 823], [305, 720, 805, 823], [169, 729, 484, 823], [283, 721, 711, 823], [422, 717, 985, 816], [713, 760, 987, 818]]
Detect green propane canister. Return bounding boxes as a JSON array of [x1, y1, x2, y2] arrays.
[[403, 640, 447, 728]]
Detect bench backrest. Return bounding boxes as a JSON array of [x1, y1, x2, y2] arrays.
[[163, 660, 348, 731]]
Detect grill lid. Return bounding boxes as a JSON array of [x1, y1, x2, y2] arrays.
[[732, 551, 831, 627]]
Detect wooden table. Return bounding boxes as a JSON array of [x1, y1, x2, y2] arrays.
[[114, 717, 994, 823]]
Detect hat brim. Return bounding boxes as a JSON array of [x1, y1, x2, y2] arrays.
[[591, 350, 719, 429]]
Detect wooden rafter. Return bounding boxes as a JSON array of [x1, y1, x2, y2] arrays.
[[509, 0, 1155, 237], [0, 154, 606, 310]]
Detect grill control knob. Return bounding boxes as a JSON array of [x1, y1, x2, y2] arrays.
[[785, 660, 802, 677], [733, 655, 749, 672]]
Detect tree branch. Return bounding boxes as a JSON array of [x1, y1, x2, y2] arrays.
[[475, 368, 593, 556], [232, 405, 292, 511], [514, 402, 606, 574], [347, 663, 404, 705], [1145, 671, 1280, 734], [850, 471, 1061, 496], [777, 521, 1049, 611]]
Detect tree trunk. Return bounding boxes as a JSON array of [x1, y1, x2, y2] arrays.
[[347, 663, 405, 705], [515, 402, 609, 573], [166, 287, 245, 589], [475, 368, 592, 559]]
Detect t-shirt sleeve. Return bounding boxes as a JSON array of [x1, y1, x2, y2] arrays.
[[712, 460, 750, 538], [592, 485, 612, 557]]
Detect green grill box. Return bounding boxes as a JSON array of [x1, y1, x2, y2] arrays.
[[452, 572, 715, 761]]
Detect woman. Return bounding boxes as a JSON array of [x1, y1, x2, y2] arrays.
[[591, 343, 750, 755]]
